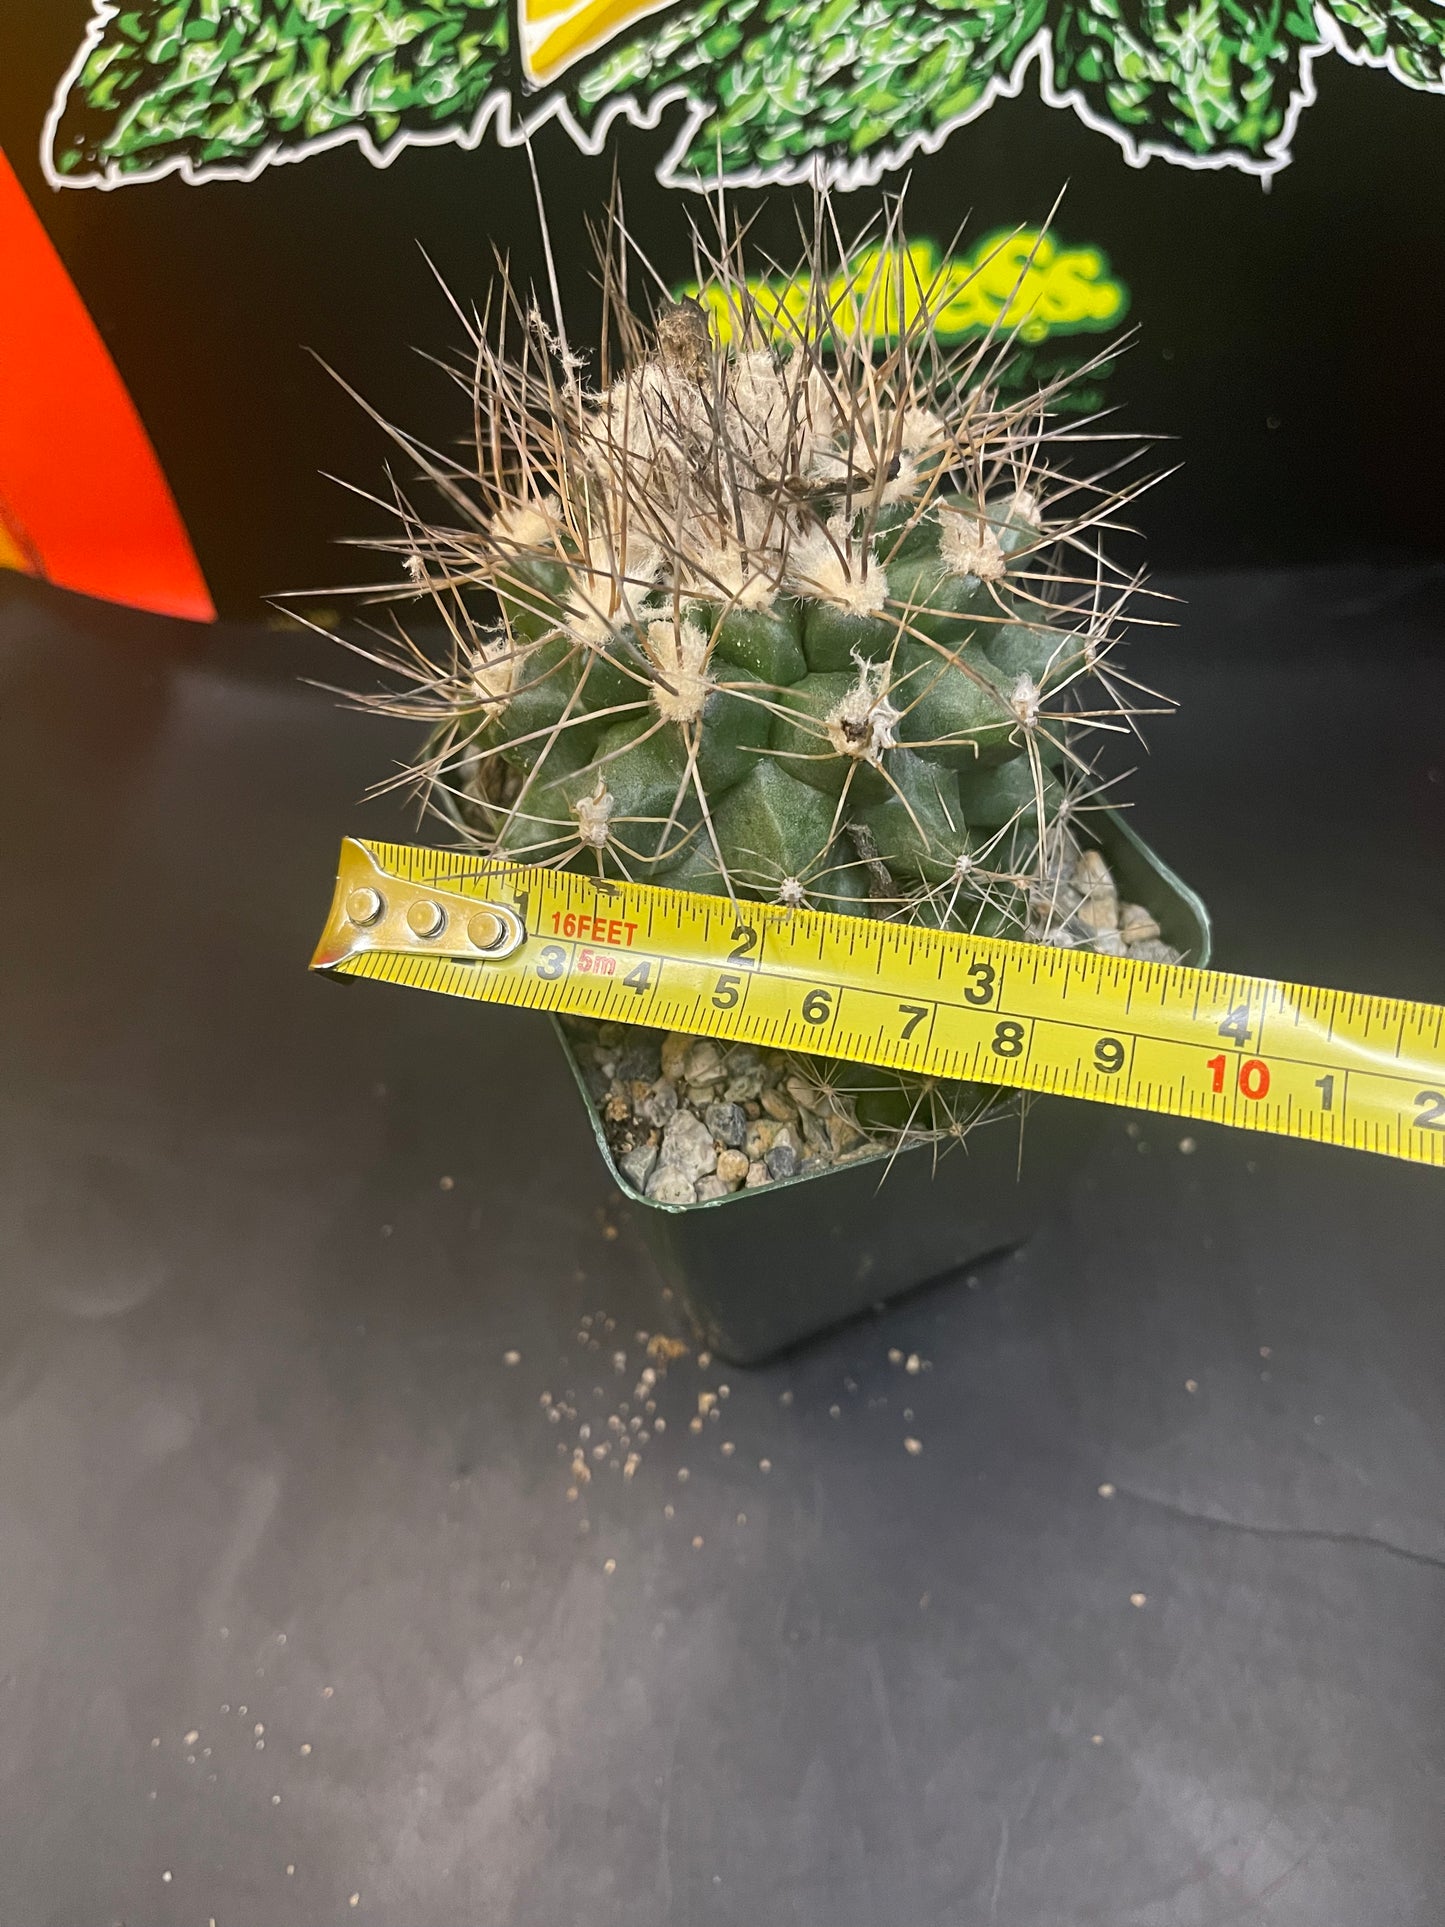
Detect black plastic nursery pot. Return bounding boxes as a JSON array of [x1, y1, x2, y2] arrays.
[[557, 814, 1212, 1364]]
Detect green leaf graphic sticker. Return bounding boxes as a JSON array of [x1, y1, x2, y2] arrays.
[[41, 0, 1445, 189]]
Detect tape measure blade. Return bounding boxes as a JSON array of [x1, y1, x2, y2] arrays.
[[308, 840, 1445, 1169]]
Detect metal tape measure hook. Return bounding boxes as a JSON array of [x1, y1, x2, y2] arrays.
[[312, 838, 527, 972]]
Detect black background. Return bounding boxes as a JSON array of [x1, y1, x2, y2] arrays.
[[5, 4, 1445, 617]]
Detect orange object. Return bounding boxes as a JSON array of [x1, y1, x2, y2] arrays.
[[0, 147, 214, 621]]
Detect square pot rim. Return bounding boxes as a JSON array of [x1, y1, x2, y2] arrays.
[[558, 809, 1211, 1216]]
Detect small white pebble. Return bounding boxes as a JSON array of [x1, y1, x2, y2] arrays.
[[300, 1743, 312, 1756], [691, 1536, 704, 1550], [151, 1737, 160, 1748], [1090, 1733, 1104, 1746], [663, 1504, 674, 1520], [349, 1895, 360, 1909], [905, 1353, 921, 1375], [720, 1441, 735, 1457], [271, 1793, 281, 1806], [254, 1724, 264, 1736], [717, 1385, 730, 1400], [603, 1558, 616, 1576], [736, 1512, 747, 1526], [183, 1729, 200, 1746], [828, 1404, 841, 1419], [162, 1870, 172, 1883], [1185, 1379, 1198, 1394], [779, 1390, 793, 1406], [653, 1416, 666, 1433], [697, 1351, 712, 1369], [904, 1437, 923, 1456], [286, 1864, 295, 1876], [512, 1655, 524, 1667], [1179, 1137, 1196, 1154], [1259, 1346, 1272, 1358], [255, 1739, 265, 1751], [503, 1350, 521, 1367], [1098, 1482, 1116, 1498], [689, 1417, 704, 1435], [677, 1468, 689, 1482], [439, 1175, 454, 1191], [1130, 1592, 1147, 1608], [888, 1349, 903, 1365], [759, 1458, 772, 1473]]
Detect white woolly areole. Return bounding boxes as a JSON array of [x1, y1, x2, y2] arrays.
[[565, 530, 664, 647], [827, 659, 900, 764], [776, 877, 808, 908], [880, 454, 924, 509], [593, 362, 705, 472], [644, 616, 713, 723], [686, 539, 778, 614], [899, 405, 947, 455], [786, 516, 887, 617], [574, 777, 617, 850], [491, 498, 561, 555], [1008, 487, 1042, 529], [1010, 674, 1042, 728], [938, 506, 1006, 582], [468, 636, 518, 711], [878, 405, 950, 505]]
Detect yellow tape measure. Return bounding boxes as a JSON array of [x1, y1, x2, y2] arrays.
[[312, 838, 1445, 1168]]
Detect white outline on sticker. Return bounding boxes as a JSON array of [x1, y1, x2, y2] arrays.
[[39, 0, 1445, 195]]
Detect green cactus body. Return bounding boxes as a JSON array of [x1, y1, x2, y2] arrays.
[[352, 200, 1179, 1157], [451, 489, 1065, 901]]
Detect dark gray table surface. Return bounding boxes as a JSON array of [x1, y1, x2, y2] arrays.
[[1, 569, 1442, 1927]]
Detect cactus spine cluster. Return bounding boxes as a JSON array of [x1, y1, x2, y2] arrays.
[[342, 196, 1174, 1148]]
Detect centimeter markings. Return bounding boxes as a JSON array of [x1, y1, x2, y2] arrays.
[[312, 839, 1445, 1169]]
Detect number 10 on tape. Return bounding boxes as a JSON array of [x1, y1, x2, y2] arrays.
[[312, 839, 1445, 1169]]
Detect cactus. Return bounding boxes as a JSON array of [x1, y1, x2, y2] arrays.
[[335, 194, 1183, 1160]]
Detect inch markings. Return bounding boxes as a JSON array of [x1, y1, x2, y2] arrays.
[[312, 840, 1445, 1170]]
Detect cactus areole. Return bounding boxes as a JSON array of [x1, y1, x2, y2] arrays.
[[335, 193, 1194, 1162]]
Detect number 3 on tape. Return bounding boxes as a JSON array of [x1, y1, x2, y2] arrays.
[[312, 838, 1445, 1170]]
